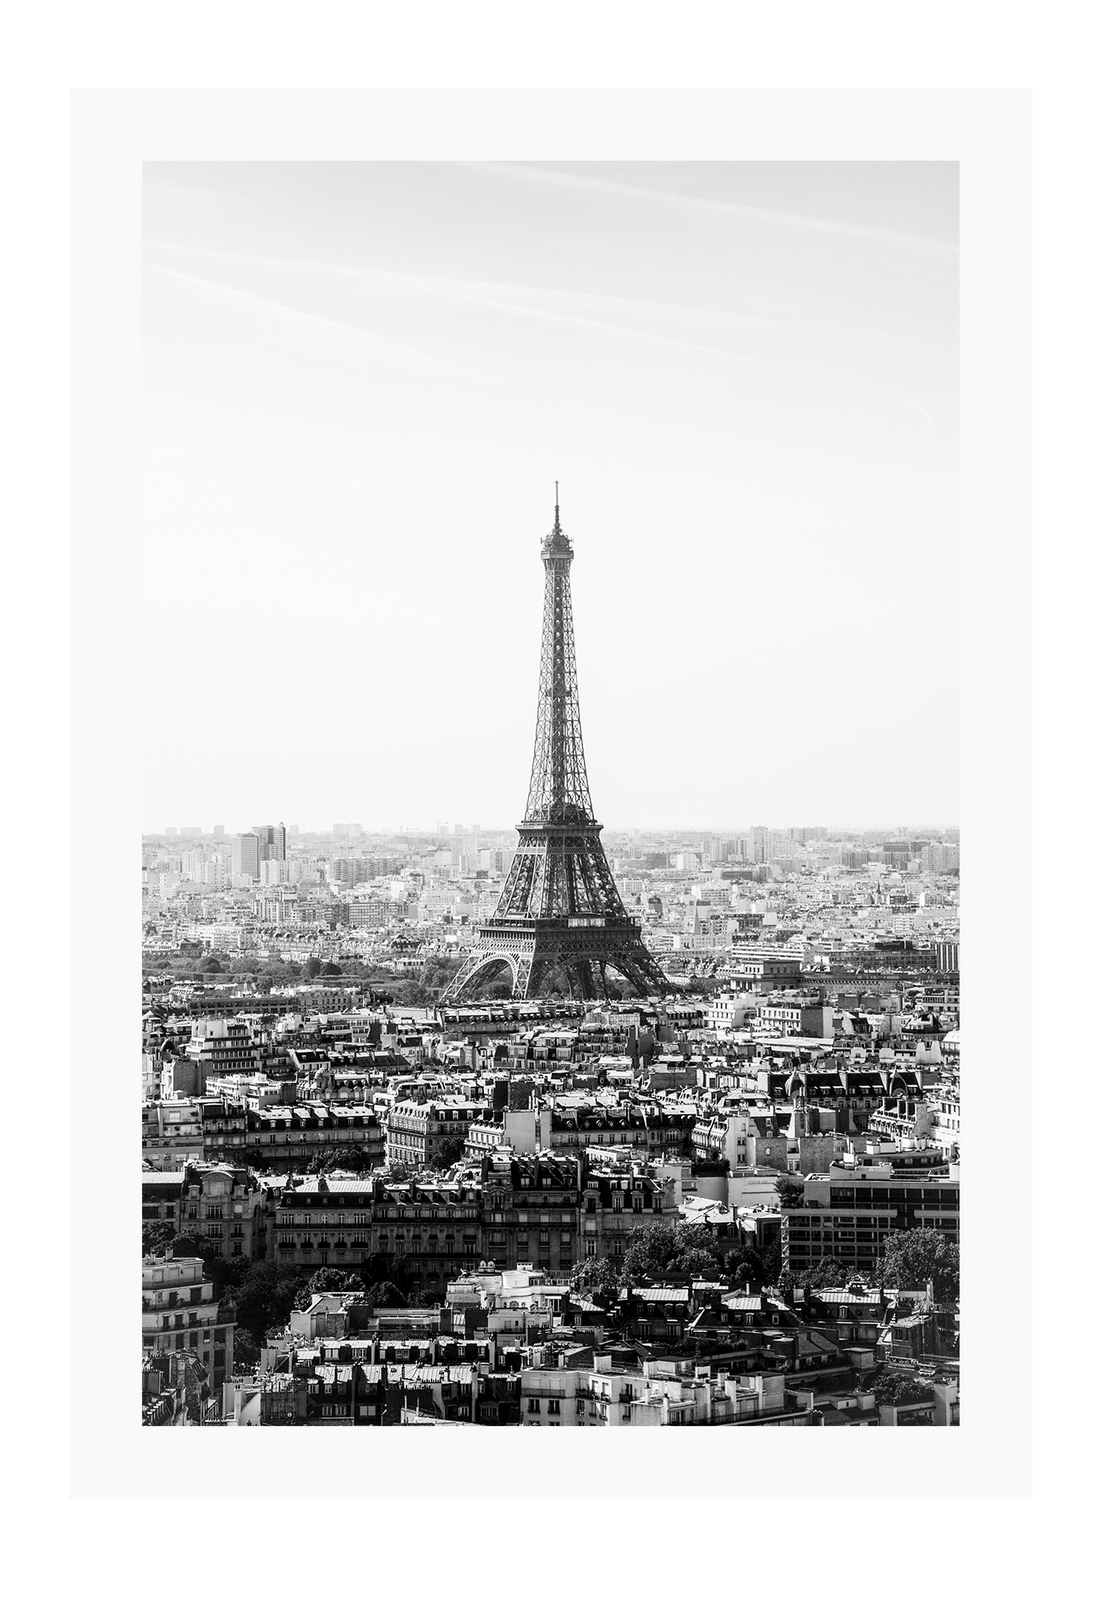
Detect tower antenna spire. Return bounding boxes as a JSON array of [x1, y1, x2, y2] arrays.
[[554, 481, 560, 530]]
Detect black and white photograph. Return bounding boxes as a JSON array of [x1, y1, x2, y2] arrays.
[[139, 158, 964, 1431]]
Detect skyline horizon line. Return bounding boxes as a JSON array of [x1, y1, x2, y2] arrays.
[[142, 819, 961, 837]]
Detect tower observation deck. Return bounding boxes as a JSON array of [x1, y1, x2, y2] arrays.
[[440, 493, 672, 1003]]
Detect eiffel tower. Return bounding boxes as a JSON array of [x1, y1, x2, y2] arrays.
[[441, 491, 672, 1003]]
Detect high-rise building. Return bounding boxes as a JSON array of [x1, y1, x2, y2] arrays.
[[232, 833, 260, 880], [253, 823, 287, 863], [213, 824, 225, 839]]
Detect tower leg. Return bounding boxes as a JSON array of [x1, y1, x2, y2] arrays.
[[573, 960, 597, 1000]]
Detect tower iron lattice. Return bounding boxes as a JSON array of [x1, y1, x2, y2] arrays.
[[441, 492, 672, 1003]]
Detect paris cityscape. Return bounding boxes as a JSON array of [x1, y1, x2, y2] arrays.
[[141, 160, 958, 1428], [142, 497, 961, 1428]]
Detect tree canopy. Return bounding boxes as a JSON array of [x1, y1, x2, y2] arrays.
[[621, 1221, 720, 1281], [798, 1257, 864, 1289], [431, 1135, 466, 1170], [365, 1281, 407, 1308], [293, 1267, 366, 1308], [142, 1220, 177, 1259], [220, 1261, 303, 1349], [568, 1256, 620, 1307], [873, 1367, 929, 1406], [306, 1146, 377, 1174], [874, 1230, 959, 1305]]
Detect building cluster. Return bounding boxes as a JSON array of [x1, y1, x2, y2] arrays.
[[142, 821, 959, 1427], [198, 1263, 959, 1429], [141, 822, 960, 988]]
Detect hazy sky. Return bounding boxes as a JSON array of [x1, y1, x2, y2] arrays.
[[143, 161, 958, 834]]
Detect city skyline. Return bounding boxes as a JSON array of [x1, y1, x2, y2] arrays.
[[145, 819, 960, 838]]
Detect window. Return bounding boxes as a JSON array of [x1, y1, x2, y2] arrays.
[[528, 1399, 541, 1413], [547, 1399, 561, 1415]]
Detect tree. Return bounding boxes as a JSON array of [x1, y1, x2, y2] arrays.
[[873, 1367, 927, 1406], [307, 1146, 376, 1175], [798, 1257, 862, 1289], [321, 960, 342, 977], [569, 1256, 620, 1308], [142, 1220, 177, 1258], [777, 1180, 804, 1208], [303, 957, 323, 980], [393, 980, 434, 1007], [293, 1267, 365, 1308], [759, 1238, 785, 1286], [874, 1230, 959, 1305], [365, 1280, 406, 1307], [723, 1241, 774, 1286], [621, 1221, 721, 1282], [185, 1238, 252, 1297], [676, 1244, 722, 1278], [231, 1333, 262, 1371], [220, 1261, 304, 1349], [431, 1135, 466, 1170], [200, 955, 224, 974]]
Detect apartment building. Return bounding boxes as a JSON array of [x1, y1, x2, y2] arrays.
[[185, 1017, 261, 1083], [142, 1254, 235, 1386], [177, 1161, 267, 1261], [141, 1100, 205, 1168], [783, 1161, 960, 1274], [142, 1169, 185, 1236], [386, 1098, 489, 1169]]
